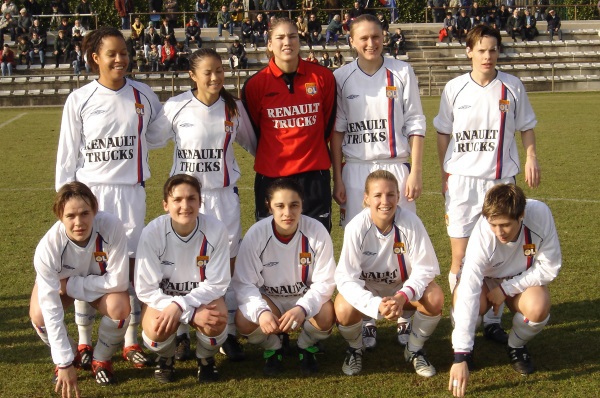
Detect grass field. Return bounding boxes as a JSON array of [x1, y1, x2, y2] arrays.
[[0, 92, 599, 398]]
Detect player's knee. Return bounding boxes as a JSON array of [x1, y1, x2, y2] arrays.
[[312, 300, 336, 330], [235, 310, 256, 335], [106, 292, 132, 320], [199, 321, 226, 337], [334, 295, 362, 325], [421, 282, 444, 313]]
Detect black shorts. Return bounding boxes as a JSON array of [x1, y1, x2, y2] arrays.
[[254, 170, 332, 233]]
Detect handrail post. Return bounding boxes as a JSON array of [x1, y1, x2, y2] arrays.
[[551, 62, 555, 92], [428, 65, 432, 97]]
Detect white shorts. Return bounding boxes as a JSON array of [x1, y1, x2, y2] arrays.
[[444, 175, 515, 238], [263, 294, 303, 316], [200, 185, 242, 258], [363, 282, 403, 300], [90, 184, 146, 258], [340, 159, 416, 227]]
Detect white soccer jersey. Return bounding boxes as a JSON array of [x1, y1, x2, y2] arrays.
[[335, 207, 440, 320], [334, 57, 426, 161], [433, 71, 537, 180], [56, 78, 171, 189], [452, 199, 562, 352], [34, 212, 129, 365], [135, 214, 231, 324], [163, 92, 256, 189], [231, 215, 336, 324]]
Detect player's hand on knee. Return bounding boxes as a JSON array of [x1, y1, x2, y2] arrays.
[[278, 306, 306, 332], [155, 302, 182, 337], [55, 366, 80, 398], [194, 304, 227, 329], [486, 287, 506, 315], [258, 310, 280, 335]]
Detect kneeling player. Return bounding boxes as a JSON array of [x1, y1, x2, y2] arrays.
[[29, 182, 131, 396], [335, 170, 443, 377], [232, 178, 336, 376], [449, 184, 561, 397], [135, 174, 230, 383]]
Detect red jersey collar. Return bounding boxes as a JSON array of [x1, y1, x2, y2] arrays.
[[268, 56, 306, 78]]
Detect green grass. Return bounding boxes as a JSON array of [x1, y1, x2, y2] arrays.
[[1, 92, 599, 397]]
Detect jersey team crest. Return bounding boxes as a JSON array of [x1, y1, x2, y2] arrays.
[[224, 120, 234, 134], [523, 244, 536, 257], [135, 102, 145, 115], [393, 242, 406, 254], [197, 255, 209, 267], [94, 251, 108, 262], [299, 252, 312, 265], [305, 83, 317, 96], [499, 99, 509, 113], [386, 86, 398, 99]]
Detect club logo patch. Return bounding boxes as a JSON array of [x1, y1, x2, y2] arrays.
[[523, 244, 536, 257], [135, 102, 145, 115], [299, 252, 312, 265], [386, 86, 398, 98], [393, 242, 406, 254], [224, 120, 234, 134], [499, 99, 510, 113], [197, 255, 209, 267], [94, 251, 108, 262], [305, 83, 317, 96]]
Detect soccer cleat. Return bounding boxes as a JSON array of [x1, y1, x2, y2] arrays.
[[299, 346, 319, 375], [76, 344, 93, 370], [263, 349, 284, 376], [174, 334, 193, 361], [219, 334, 246, 361], [197, 357, 219, 382], [362, 323, 377, 350], [92, 359, 115, 386], [342, 347, 363, 376], [404, 346, 436, 377], [154, 356, 175, 383], [507, 345, 535, 375], [279, 332, 292, 356], [397, 322, 411, 346], [123, 344, 151, 368], [484, 323, 509, 345]]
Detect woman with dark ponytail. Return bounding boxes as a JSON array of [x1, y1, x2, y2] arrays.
[[163, 47, 256, 362]]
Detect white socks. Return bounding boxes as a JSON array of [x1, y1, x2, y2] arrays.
[[245, 327, 281, 351], [196, 328, 227, 359], [407, 311, 441, 353], [225, 287, 238, 336], [95, 315, 130, 361], [297, 321, 332, 350], [124, 286, 141, 347], [74, 300, 95, 346], [142, 330, 177, 358], [338, 321, 363, 350], [508, 312, 550, 348]]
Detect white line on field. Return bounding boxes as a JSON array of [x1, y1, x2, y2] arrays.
[[0, 112, 27, 129], [2, 186, 599, 204]]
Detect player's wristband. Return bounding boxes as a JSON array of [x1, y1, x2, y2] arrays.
[[453, 352, 473, 364], [295, 305, 307, 317], [58, 362, 73, 370], [172, 301, 184, 312], [257, 309, 271, 320], [499, 285, 509, 298], [395, 291, 410, 303]]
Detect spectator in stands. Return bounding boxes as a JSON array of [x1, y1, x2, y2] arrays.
[[185, 17, 202, 48], [230, 0, 244, 27], [535, 0, 549, 21], [1, 0, 17, 17], [506, 8, 524, 42], [296, 15, 309, 46], [174, 41, 191, 70], [144, 25, 162, 60], [456, 8, 471, 44], [442, 11, 457, 43], [522, 8, 537, 41], [53, 28, 71, 67], [148, 44, 159, 71], [160, 17, 177, 45], [382, 28, 392, 54], [305, 49, 318, 63], [148, 0, 163, 26], [253, 13, 268, 46], [307, 13, 322, 49], [0, 42, 15, 75], [485, 4, 500, 29], [280, 0, 297, 14], [0, 12, 16, 42], [262, 0, 279, 19], [16, 8, 32, 36], [469, 1, 483, 26], [546, 9, 562, 41], [332, 48, 344, 67], [302, 0, 316, 20], [241, 17, 255, 48], [136, 49, 146, 71], [428, 0, 447, 23], [164, 0, 179, 31], [321, 51, 332, 67], [70, 42, 84, 74], [497, 4, 509, 29], [58, 17, 72, 39], [48, 3, 60, 29], [71, 28, 83, 47], [160, 36, 176, 70], [196, 0, 210, 28], [24, 0, 42, 17], [391, 27, 406, 57], [217, 5, 234, 37], [448, 0, 460, 15], [114, 0, 134, 30], [125, 33, 136, 72], [51, 0, 70, 14], [325, 14, 342, 47], [376, 12, 389, 32], [349, 1, 363, 19], [131, 17, 145, 46], [75, 0, 93, 30], [72, 19, 87, 37], [228, 38, 247, 71], [29, 17, 46, 40], [341, 12, 351, 34], [324, 0, 342, 23], [29, 31, 44, 66], [16, 35, 30, 66]]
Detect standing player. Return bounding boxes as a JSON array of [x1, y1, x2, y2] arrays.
[[163, 48, 256, 363], [55, 27, 170, 371], [29, 182, 131, 392], [335, 170, 443, 377], [135, 174, 231, 383], [242, 17, 336, 232], [331, 14, 426, 348], [449, 184, 561, 397], [232, 178, 336, 376], [434, 25, 540, 341]]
